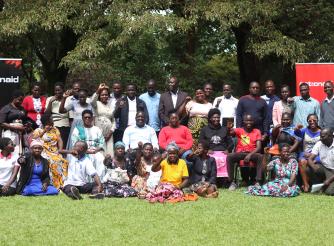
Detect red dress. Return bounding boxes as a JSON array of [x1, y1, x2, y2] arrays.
[[22, 96, 46, 127]]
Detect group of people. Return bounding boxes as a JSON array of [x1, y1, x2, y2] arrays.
[[0, 76, 334, 202]]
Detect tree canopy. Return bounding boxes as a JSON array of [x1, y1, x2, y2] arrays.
[[0, 0, 333, 95]]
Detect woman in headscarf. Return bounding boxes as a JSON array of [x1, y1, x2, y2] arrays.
[[32, 114, 68, 190], [146, 142, 189, 203], [16, 139, 59, 196], [102, 141, 137, 198]]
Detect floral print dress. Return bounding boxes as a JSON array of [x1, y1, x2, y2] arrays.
[[246, 158, 300, 197], [33, 127, 68, 189]]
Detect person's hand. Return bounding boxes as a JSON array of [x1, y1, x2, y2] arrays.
[[274, 124, 281, 130], [280, 184, 288, 192], [63, 90, 72, 98], [261, 134, 268, 142], [267, 162, 274, 171], [70, 149, 78, 157], [179, 148, 186, 156], [86, 149, 95, 154], [116, 98, 126, 108], [287, 97, 294, 103], [97, 83, 107, 94], [17, 155, 26, 165], [296, 124, 303, 130], [215, 99, 222, 108], [161, 152, 167, 159], [42, 183, 48, 192], [193, 148, 201, 155], [137, 141, 143, 149], [2, 184, 9, 193], [97, 185, 103, 193], [185, 96, 192, 102], [303, 153, 311, 159], [227, 121, 234, 129], [244, 154, 252, 163]]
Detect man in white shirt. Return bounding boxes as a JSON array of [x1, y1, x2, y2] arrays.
[[63, 141, 104, 200], [114, 84, 149, 141], [122, 111, 159, 151], [308, 128, 334, 195], [212, 84, 239, 127]]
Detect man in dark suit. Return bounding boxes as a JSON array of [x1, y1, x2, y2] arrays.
[[158, 76, 188, 126], [114, 84, 149, 142]]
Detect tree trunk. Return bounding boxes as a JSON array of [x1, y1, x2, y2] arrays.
[[232, 23, 260, 94]]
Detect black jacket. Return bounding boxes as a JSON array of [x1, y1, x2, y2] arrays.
[[199, 124, 234, 152], [16, 153, 50, 194], [114, 97, 149, 131], [188, 156, 217, 185], [158, 90, 188, 126]]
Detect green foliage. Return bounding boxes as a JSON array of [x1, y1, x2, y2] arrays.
[[0, 0, 334, 94]]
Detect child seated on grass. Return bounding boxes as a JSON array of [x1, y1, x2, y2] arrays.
[[131, 142, 162, 198]]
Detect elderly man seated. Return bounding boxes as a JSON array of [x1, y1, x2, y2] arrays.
[[308, 128, 334, 195]]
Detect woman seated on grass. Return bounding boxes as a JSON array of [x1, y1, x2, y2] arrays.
[[295, 114, 321, 192], [32, 114, 68, 190], [102, 141, 137, 198], [16, 139, 58, 196], [186, 141, 218, 198], [246, 144, 300, 197], [146, 142, 189, 203], [152, 142, 189, 189], [0, 138, 20, 196], [131, 142, 162, 197]]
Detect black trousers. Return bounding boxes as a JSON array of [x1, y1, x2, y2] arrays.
[[58, 126, 70, 148], [63, 183, 97, 199], [0, 184, 16, 196], [227, 152, 263, 182], [113, 129, 124, 143]]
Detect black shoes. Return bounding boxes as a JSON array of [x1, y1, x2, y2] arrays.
[[70, 186, 83, 200]]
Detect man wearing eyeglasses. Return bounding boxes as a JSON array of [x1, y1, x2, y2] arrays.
[[71, 109, 106, 180]]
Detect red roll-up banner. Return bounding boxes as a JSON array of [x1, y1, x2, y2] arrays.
[[295, 63, 334, 102]]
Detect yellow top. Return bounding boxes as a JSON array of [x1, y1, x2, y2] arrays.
[[160, 159, 189, 186]]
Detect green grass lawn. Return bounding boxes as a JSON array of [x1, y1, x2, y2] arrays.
[[1, 189, 334, 245]]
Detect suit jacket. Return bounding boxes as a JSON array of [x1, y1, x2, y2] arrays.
[[16, 153, 50, 194], [114, 97, 149, 131], [158, 90, 188, 126]]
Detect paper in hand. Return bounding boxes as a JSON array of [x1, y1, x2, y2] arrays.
[[311, 183, 324, 193]]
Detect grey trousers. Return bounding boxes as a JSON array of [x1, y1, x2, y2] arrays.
[[307, 164, 334, 195]]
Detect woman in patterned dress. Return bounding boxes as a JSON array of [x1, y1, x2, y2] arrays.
[[32, 114, 68, 190], [91, 84, 115, 156], [184, 88, 212, 148], [247, 144, 300, 197]]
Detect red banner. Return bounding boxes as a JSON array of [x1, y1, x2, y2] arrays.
[[295, 63, 334, 102]]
